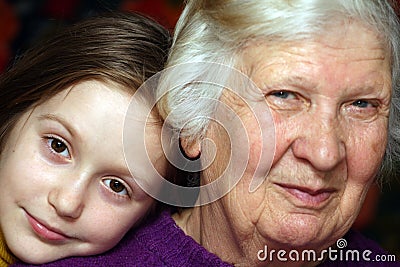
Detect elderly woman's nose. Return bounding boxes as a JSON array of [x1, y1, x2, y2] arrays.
[[291, 116, 345, 172]]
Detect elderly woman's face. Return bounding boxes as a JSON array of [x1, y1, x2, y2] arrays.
[[198, 22, 391, 250]]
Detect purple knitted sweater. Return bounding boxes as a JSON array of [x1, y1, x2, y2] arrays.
[[12, 211, 399, 267], [13, 211, 231, 267]]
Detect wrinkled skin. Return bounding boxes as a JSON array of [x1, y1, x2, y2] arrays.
[[175, 21, 391, 267]]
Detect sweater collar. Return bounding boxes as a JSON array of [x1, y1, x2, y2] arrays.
[[0, 230, 17, 266]]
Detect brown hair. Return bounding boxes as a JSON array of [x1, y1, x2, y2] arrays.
[[0, 12, 171, 151]]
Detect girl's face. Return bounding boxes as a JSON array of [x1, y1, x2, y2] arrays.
[[0, 80, 166, 264]]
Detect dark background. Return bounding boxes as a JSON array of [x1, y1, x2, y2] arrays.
[[1, 0, 399, 258], [0, 0, 183, 72]]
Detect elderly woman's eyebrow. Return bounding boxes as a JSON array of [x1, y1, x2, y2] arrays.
[[260, 75, 318, 90], [266, 74, 386, 93]]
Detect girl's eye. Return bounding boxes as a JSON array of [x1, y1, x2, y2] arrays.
[[103, 179, 129, 196], [47, 138, 70, 158]]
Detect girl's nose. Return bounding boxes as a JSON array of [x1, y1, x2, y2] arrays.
[[47, 178, 87, 219]]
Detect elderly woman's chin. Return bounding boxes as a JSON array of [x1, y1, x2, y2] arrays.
[[253, 183, 366, 250]]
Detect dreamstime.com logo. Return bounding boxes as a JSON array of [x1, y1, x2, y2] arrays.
[[257, 238, 397, 263]]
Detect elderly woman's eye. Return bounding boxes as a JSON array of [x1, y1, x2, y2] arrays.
[[265, 90, 304, 111], [102, 178, 129, 196], [344, 99, 380, 120], [271, 91, 295, 99], [47, 137, 70, 158], [352, 99, 375, 108]]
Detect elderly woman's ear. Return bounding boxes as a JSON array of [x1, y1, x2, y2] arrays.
[[180, 137, 201, 159]]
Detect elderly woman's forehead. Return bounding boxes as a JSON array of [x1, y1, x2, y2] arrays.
[[320, 20, 385, 46], [238, 20, 389, 67]]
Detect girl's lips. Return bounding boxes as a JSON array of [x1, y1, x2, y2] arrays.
[[25, 211, 69, 241]]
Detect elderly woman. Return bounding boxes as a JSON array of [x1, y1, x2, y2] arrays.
[[155, 0, 400, 266], [16, 0, 400, 266]]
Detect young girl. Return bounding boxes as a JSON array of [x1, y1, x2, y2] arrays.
[[0, 12, 171, 265]]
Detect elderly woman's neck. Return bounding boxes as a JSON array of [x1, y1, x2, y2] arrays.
[[172, 205, 320, 267], [172, 203, 246, 264]]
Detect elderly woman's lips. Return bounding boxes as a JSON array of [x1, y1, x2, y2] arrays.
[[25, 211, 70, 241], [276, 183, 334, 207]]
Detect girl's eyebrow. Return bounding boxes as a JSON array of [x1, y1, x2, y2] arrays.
[[37, 113, 77, 139]]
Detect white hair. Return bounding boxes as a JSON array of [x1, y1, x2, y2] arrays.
[[157, 0, 400, 181]]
